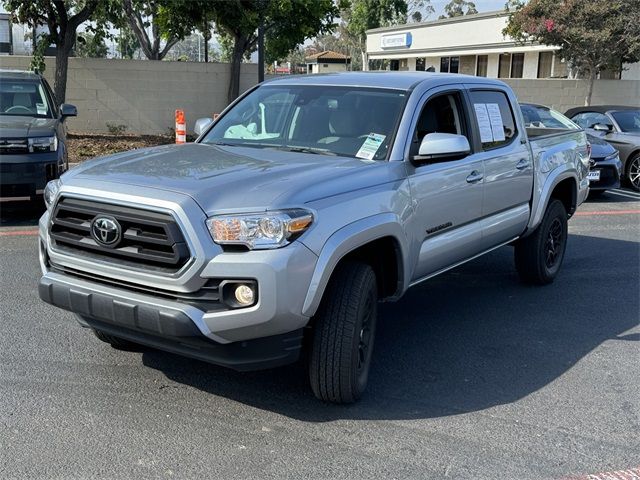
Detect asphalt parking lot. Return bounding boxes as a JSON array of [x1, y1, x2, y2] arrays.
[[1, 188, 639, 480]]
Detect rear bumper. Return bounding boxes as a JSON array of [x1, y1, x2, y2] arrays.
[[38, 273, 304, 371]]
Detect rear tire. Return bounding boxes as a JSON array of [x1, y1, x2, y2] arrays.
[[309, 262, 377, 404], [93, 329, 139, 350], [514, 199, 568, 285], [626, 154, 640, 192]]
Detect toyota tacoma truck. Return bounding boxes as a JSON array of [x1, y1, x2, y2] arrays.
[[38, 73, 589, 403]]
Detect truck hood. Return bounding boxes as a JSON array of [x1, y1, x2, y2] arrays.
[[0, 115, 58, 138], [65, 143, 401, 214]]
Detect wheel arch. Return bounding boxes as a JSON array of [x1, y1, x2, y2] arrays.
[[301, 214, 409, 318]]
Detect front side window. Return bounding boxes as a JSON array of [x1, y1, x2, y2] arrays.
[[0, 80, 53, 118], [201, 85, 407, 161], [469, 90, 517, 149], [570, 112, 612, 130], [412, 92, 468, 156], [610, 110, 640, 133]]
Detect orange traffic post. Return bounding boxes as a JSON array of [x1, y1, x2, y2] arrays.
[[175, 109, 186, 144]]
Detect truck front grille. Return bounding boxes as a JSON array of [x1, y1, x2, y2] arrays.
[[0, 138, 28, 154], [50, 197, 191, 273]]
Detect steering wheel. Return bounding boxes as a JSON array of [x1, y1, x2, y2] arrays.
[[5, 105, 34, 114]]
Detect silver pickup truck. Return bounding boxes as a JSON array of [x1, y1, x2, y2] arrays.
[[38, 73, 589, 403]]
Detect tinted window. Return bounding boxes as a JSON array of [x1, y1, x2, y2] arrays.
[[412, 92, 468, 159], [469, 90, 517, 149], [610, 110, 640, 133], [202, 85, 406, 160], [570, 112, 612, 129]]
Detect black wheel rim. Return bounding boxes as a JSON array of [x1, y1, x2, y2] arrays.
[[630, 157, 640, 190], [544, 218, 563, 268], [357, 294, 374, 374]]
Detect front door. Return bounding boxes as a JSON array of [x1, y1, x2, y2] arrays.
[[405, 88, 485, 281]]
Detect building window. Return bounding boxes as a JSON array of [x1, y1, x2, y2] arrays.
[[440, 56, 459, 73], [537, 52, 553, 78], [390, 59, 400, 71], [510, 53, 524, 78], [476, 55, 488, 77], [416, 57, 426, 71], [498, 54, 511, 78]]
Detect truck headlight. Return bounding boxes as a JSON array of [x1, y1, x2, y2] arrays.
[[206, 209, 313, 249], [28, 135, 58, 153], [43, 179, 61, 210]]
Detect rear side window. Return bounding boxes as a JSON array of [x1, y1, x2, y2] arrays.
[[469, 90, 517, 150]]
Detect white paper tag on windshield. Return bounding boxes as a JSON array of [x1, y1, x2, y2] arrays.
[[356, 133, 386, 160], [36, 103, 47, 115], [486, 103, 506, 142], [473, 103, 494, 143]]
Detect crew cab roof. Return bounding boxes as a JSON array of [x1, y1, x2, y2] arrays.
[[263, 71, 508, 91]]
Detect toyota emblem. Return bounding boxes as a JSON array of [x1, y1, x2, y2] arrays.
[[91, 216, 122, 247]]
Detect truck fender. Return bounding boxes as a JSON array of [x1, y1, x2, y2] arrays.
[[525, 166, 582, 236], [301, 213, 410, 317]]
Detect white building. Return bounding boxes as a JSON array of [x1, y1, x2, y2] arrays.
[[305, 51, 351, 74], [366, 10, 639, 80]]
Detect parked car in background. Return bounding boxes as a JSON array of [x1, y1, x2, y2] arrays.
[[0, 70, 76, 203], [520, 103, 622, 195], [565, 106, 640, 192]]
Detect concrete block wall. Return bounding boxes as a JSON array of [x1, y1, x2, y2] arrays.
[[1, 56, 638, 133], [0, 56, 258, 135], [504, 79, 640, 113]]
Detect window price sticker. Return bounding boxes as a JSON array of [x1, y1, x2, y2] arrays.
[[356, 133, 386, 160]]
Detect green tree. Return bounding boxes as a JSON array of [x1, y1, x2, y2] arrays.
[[345, 0, 408, 70], [504, 0, 640, 105], [201, 0, 343, 103], [439, 0, 477, 19], [76, 31, 108, 58], [121, 0, 195, 60], [117, 23, 140, 59], [4, 0, 101, 103]]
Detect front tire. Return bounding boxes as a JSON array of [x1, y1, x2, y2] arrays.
[[514, 199, 568, 285], [626, 154, 640, 192], [309, 262, 377, 404]]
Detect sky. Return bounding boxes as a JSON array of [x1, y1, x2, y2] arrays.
[[430, 0, 508, 17]]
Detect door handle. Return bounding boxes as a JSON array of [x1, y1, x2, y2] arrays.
[[466, 170, 483, 183], [516, 158, 530, 170]]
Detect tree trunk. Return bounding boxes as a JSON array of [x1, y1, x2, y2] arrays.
[[585, 68, 597, 106], [227, 35, 246, 104], [54, 47, 69, 103]]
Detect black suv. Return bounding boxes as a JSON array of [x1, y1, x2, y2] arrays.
[[0, 70, 76, 203]]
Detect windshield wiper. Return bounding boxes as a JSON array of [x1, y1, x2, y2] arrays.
[[275, 146, 337, 156]]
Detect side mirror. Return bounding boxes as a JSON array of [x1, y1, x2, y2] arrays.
[[194, 117, 214, 136], [60, 103, 77, 119], [592, 123, 612, 132], [413, 133, 471, 163]]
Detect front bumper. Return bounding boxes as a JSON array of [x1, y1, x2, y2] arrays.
[[588, 156, 623, 191], [38, 273, 304, 371], [0, 151, 64, 201]]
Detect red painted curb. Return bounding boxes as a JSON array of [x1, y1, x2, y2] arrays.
[[0, 230, 39, 237], [561, 466, 640, 480], [575, 210, 640, 216]]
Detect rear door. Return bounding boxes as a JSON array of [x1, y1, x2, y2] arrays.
[[404, 85, 485, 281], [465, 87, 533, 249]]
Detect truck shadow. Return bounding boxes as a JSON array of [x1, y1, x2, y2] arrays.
[[142, 233, 639, 422]]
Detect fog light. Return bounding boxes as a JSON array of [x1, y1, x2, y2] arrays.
[[234, 284, 255, 305]]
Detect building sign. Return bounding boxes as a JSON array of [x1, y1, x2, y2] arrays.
[[381, 32, 412, 49]]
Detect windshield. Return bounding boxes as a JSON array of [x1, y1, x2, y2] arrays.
[[611, 110, 640, 133], [0, 79, 53, 118], [201, 85, 407, 160], [520, 104, 579, 130]]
